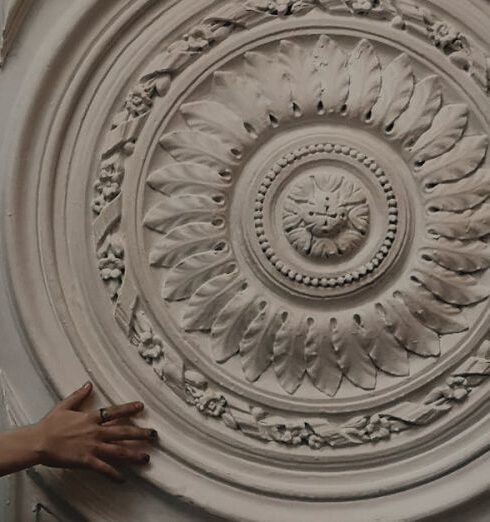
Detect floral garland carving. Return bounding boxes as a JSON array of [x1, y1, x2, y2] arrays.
[[91, 0, 490, 449], [130, 308, 490, 449]]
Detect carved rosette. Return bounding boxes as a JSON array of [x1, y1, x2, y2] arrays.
[[282, 171, 370, 260], [143, 34, 490, 399]]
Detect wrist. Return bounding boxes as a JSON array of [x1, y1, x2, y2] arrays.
[[18, 424, 45, 467]]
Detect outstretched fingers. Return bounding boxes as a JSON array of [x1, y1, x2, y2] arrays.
[[92, 402, 144, 424], [96, 444, 150, 466], [100, 425, 158, 442], [60, 382, 93, 411]]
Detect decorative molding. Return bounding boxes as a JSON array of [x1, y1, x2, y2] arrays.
[[141, 34, 489, 399], [6, 0, 490, 519], [129, 303, 490, 448], [0, 0, 33, 67], [254, 143, 395, 286], [0, 370, 27, 428], [86, 0, 490, 455], [282, 171, 370, 260]]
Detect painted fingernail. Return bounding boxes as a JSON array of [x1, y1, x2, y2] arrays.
[[148, 429, 158, 439]]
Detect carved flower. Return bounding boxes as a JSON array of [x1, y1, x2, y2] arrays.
[[445, 377, 470, 401], [283, 174, 369, 258], [307, 433, 324, 449], [427, 21, 464, 54], [182, 26, 213, 52], [99, 252, 124, 290], [92, 161, 124, 214], [144, 35, 490, 397], [99, 252, 124, 279], [360, 414, 392, 441], [124, 82, 154, 117], [248, 0, 315, 16], [139, 331, 164, 361], [195, 393, 227, 417], [97, 239, 125, 300], [350, 0, 376, 15]]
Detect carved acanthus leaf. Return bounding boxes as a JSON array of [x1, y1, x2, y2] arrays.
[[305, 322, 343, 396], [273, 315, 308, 394], [211, 291, 262, 363], [240, 305, 282, 382], [377, 300, 440, 357], [143, 34, 489, 398], [143, 195, 224, 233], [163, 248, 233, 301], [396, 287, 468, 334], [361, 310, 410, 377], [330, 317, 376, 390], [412, 262, 488, 306], [418, 135, 488, 187], [147, 162, 230, 197], [183, 271, 244, 331], [410, 104, 469, 164], [160, 130, 241, 170], [369, 53, 414, 128], [278, 39, 322, 117], [426, 169, 490, 211], [149, 222, 226, 267], [313, 35, 350, 112], [244, 51, 291, 122], [428, 204, 490, 240], [391, 75, 442, 147], [346, 39, 381, 119], [180, 101, 255, 152], [212, 71, 273, 135], [421, 238, 490, 273]]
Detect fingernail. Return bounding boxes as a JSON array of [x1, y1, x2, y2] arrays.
[[135, 402, 144, 410], [83, 382, 92, 389], [143, 454, 150, 464], [148, 429, 158, 439]]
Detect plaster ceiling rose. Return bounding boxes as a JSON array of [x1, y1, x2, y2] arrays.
[[135, 31, 490, 408], [6, 0, 490, 520]]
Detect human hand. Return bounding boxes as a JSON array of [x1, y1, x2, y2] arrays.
[[31, 382, 157, 482]]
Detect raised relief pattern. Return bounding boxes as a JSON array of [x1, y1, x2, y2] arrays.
[[91, 0, 490, 450], [283, 172, 370, 259], [144, 35, 489, 398]]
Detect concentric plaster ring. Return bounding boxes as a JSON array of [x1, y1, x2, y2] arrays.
[[250, 141, 401, 295], [5, 0, 490, 520]]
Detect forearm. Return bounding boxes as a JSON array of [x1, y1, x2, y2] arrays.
[[0, 425, 42, 477]]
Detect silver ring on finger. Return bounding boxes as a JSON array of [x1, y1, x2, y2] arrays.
[[98, 407, 111, 424]]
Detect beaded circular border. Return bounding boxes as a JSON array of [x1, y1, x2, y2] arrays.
[[254, 143, 399, 288]]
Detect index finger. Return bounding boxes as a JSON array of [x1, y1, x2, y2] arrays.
[[93, 402, 144, 424]]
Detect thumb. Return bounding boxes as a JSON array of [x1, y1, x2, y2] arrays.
[[59, 382, 93, 410]]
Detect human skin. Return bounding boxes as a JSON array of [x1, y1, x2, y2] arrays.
[[0, 382, 158, 482]]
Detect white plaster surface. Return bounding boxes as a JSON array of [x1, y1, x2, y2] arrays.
[[1, 1, 490, 520]]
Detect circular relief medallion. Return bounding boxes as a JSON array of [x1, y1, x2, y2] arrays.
[[57, 0, 490, 516], [7, 0, 490, 519], [132, 30, 490, 409]]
